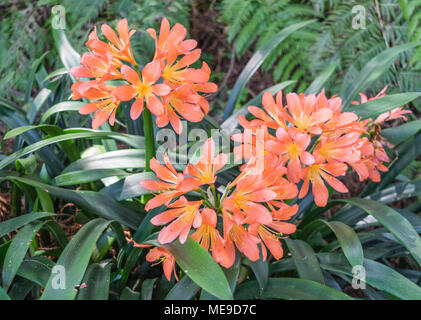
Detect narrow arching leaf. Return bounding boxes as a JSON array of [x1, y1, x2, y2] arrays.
[[0, 172, 142, 229], [222, 20, 316, 121], [0, 212, 54, 238], [77, 263, 112, 300], [338, 198, 421, 266], [165, 275, 200, 300], [54, 169, 129, 186], [235, 278, 353, 300], [318, 253, 421, 299], [141, 278, 158, 300], [41, 219, 111, 300], [285, 238, 325, 284], [2, 221, 47, 289], [53, 28, 80, 72], [341, 42, 421, 108], [145, 235, 233, 300], [348, 92, 421, 120], [63, 149, 146, 173], [319, 220, 363, 267], [249, 245, 269, 293], [381, 120, 421, 145], [41, 101, 84, 123]]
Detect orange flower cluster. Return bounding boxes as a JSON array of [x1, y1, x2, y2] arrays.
[[132, 86, 409, 280], [233, 87, 410, 207], [70, 18, 217, 132], [135, 137, 296, 279]]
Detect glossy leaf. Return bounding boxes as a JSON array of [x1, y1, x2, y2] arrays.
[[41, 219, 111, 300], [285, 238, 325, 284], [338, 198, 421, 266]]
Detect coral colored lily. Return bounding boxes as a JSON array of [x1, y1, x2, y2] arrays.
[[147, 17, 197, 61], [265, 127, 314, 183], [285, 92, 333, 135], [141, 154, 198, 211], [299, 161, 349, 207], [112, 62, 171, 120], [184, 138, 228, 185], [151, 196, 202, 244], [72, 81, 121, 130], [133, 244, 177, 281], [191, 208, 232, 268]]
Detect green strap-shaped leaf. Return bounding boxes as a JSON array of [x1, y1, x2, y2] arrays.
[[77, 263, 112, 300], [141, 278, 158, 300], [381, 120, 421, 146], [16, 258, 53, 288], [338, 198, 421, 266], [41, 218, 111, 300], [145, 235, 233, 300], [54, 169, 129, 186], [63, 149, 146, 173], [341, 42, 421, 109], [0, 286, 11, 300], [41, 101, 84, 123], [53, 28, 80, 72], [200, 255, 241, 300], [121, 287, 140, 300], [285, 238, 325, 284], [249, 246, 269, 293], [100, 172, 156, 201], [0, 173, 142, 229], [318, 253, 421, 300], [320, 220, 363, 267], [0, 130, 144, 171], [0, 212, 55, 238], [222, 20, 316, 121], [305, 60, 339, 95], [348, 92, 421, 120], [165, 275, 200, 300], [2, 221, 47, 290], [235, 278, 353, 300]]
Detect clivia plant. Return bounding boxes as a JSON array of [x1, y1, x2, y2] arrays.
[[1, 16, 421, 301]]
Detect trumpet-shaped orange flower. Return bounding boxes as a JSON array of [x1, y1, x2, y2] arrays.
[[147, 17, 197, 61], [265, 127, 314, 183], [299, 161, 349, 207], [222, 210, 261, 265], [162, 47, 209, 85], [313, 132, 361, 164], [285, 92, 333, 135], [247, 91, 288, 130], [224, 173, 277, 225], [155, 84, 207, 134], [70, 52, 122, 81], [133, 244, 177, 281], [248, 218, 296, 261], [112, 62, 171, 119], [184, 138, 228, 185], [151, 196, 202, 244], [71, 81, 121, 130], [191, 208, 232, 268], [100, 18, 136, 65], [141, 154, 197, 211]]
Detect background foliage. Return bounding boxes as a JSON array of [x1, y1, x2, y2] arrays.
[[0, 0, 421, 300]]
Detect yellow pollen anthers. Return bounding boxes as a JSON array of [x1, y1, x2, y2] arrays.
[[136, 82, 152, 97]]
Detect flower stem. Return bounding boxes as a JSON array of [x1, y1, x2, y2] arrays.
[[133, 64, 156, 172], [143, 107, 156, 172]]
